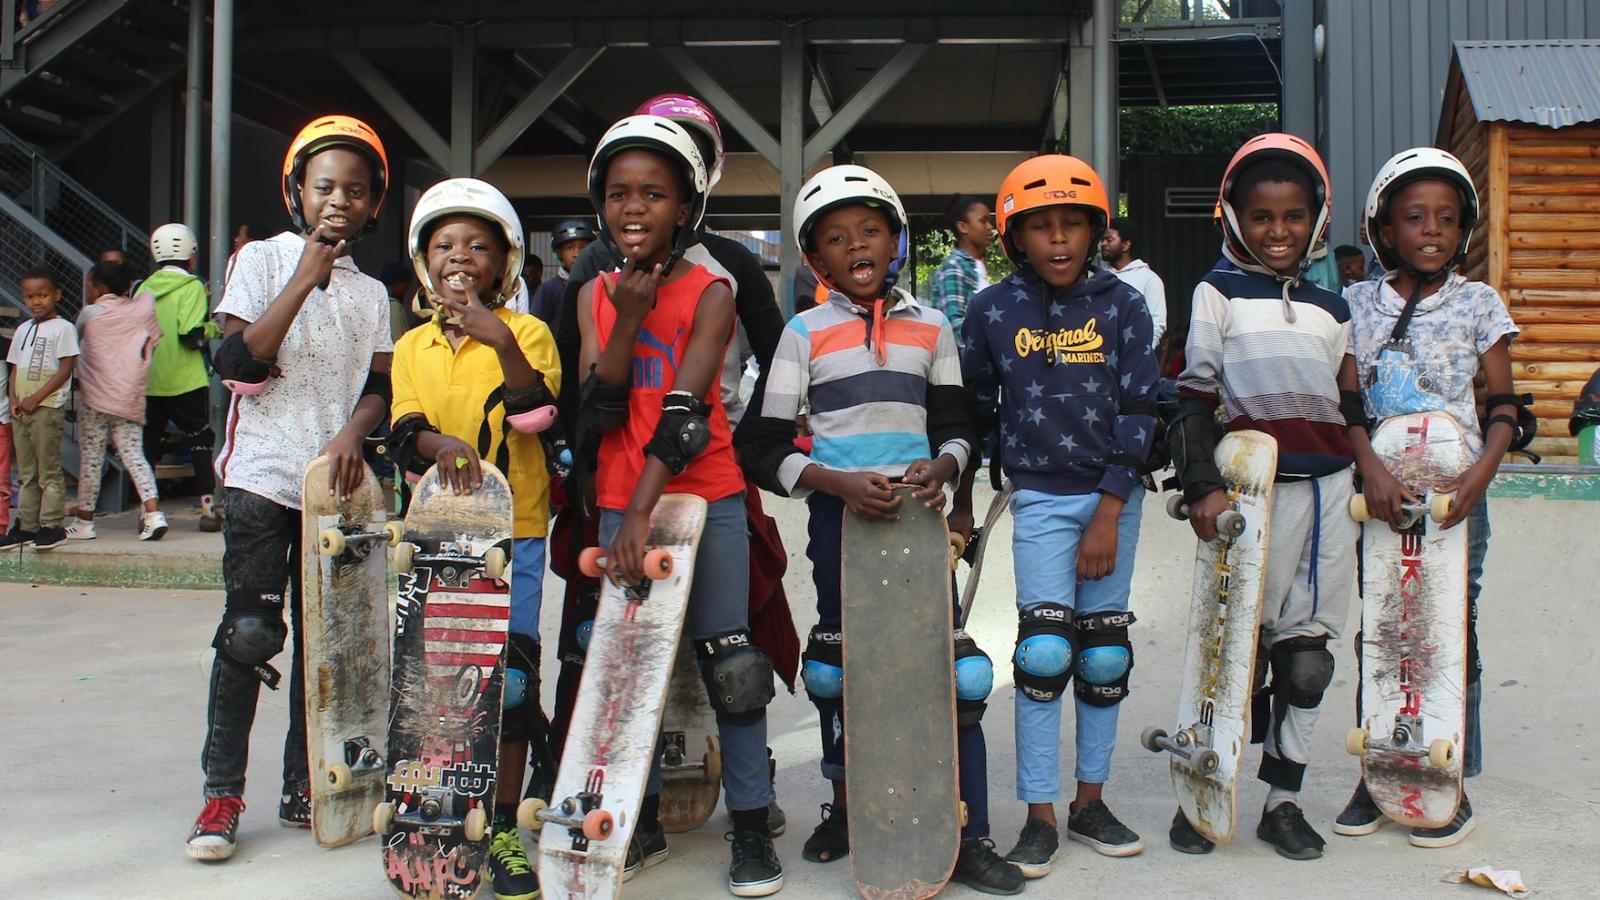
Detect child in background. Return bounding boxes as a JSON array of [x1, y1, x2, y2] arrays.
[[3, 266, 77, 550], [68, 259, 167, 541]]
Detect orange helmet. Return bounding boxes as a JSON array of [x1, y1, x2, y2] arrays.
[[281, 115, 389, 236], [994, 154, 1110, 268], [1214, 132, 1331, 275]]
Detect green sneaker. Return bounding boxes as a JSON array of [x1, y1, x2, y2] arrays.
[[488, 822, 540, 900]]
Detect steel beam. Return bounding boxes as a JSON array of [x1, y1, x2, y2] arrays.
[[512, 52, 593, 146], [778, 26, 804, 315], [207, 0, 232, 300], [184, 0, 205, 233], [338, 54, 450, 171], [476, 46, 603, 174], [0, 0, 133, 96], [802, 41, 929, 170], [1279, 0, 1313, 142], [1091, 0, 1117, 205], [450, 23, 476, 175], [659, 45, 782, 168]]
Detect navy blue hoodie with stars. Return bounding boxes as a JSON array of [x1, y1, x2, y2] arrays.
[[961, 267, 1159, 501]]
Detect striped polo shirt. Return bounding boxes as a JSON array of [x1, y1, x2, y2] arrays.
[[761, 288, 970, 496]]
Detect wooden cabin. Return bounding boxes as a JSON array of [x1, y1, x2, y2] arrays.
[[1437, 40, 1600, 464]]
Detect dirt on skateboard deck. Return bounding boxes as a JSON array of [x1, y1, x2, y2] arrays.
[[657, 645, 722, 832], [841, 485, 961, 900], [535, 493, 708, 900], [375, 462, 516, 900], [1346, 411, 1469, 828], [302, 454, 392, 848], [1143, 430, 1277, 846]]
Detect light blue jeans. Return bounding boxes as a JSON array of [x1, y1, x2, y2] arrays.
[[510, 536, 546, 639], [1009, 487, 1144, 802]]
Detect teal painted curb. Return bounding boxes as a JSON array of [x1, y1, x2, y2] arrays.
[[1489, 465, 1600, 502]]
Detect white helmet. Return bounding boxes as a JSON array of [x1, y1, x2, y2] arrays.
[[793, 164, 909, 292], [586, 115, 709, 274], [407, 177, 525, 315], [1364, 147, 1478, 273], [149, 223, 197, 263]]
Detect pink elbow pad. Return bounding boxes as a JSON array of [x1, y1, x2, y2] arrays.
[[506, 405, 558, 434], [223, 378, 269, 396]]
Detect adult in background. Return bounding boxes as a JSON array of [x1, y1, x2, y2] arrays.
[[1100, 216, 1167, 346]]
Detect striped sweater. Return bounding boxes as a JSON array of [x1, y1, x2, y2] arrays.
[[741, 288, 972, 497], [1178, 264, 1354, 479]]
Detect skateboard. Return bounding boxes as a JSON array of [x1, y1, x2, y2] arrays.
[[374, 462, 519, 900], [840, 485, 962, 900], [534, 493, 708, 899], [1142, 430, 1277, 845], [1345, 411, 1469, 828], [657, 646, 723, 832], [302, 454, 392, 848], [957, 479, 1014, 626]]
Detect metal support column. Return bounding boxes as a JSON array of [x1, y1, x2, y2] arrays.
[[778, 26, 805, 316], [184, 0, 205, 233], [1280, 0, 1315, 142], [207, 0, 233, 298], [1091, 0, 1117, 206], [449, 23, 476, 176]]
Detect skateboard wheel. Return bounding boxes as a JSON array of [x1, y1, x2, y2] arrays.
[[703, 749, 722, 783], [383, 521, 405, 547], [1346, 727, 1370, 757], [1349, 494, 1372, 522], [1215, 509, 1246, 539], [373, 801, 394, 835], [482, 546, 508, 580], [1165, 493, 1188, 522], [582, 809, 614, 841], [1428, 738, 1455, 769], [464, 806, 489, 842], [1190, 748, 1221, 775], [1140, 726, 1168, 754], [326, 762, 352, 790], [959, 801, 969, 829], [1429, 493, 1454, 523], [578, 547, 606, 579], [643, 548, 674, 579], [392, 540, 415, 573], [319, 528, 346, 556], [948, 532, 965, 569], [518, 797, 547, 831]]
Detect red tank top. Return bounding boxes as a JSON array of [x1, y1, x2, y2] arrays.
[[592, 264, 743, 510]]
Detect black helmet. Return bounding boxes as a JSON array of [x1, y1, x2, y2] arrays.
[[551, 218, 597, 251]]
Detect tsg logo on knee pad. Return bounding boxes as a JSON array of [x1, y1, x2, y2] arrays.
[[696, 630, 776, 725], [801, 627, 844, 706], [1013, 604, 1076, 703]]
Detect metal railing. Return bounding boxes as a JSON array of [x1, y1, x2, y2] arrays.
[[0, 124, 152, 289], [0, 188, 90, 316]]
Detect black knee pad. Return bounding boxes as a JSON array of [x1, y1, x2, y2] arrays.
[[1271, 635, 1334, 709], [801, 625, 844, 718], [213, 602, 287, 689], [1013, 603, 1076, 703], [1072, 611, 1135, 708], [953, 630, 993, 728], [182, 425, 216, 452], [695, 631, 775, 726]]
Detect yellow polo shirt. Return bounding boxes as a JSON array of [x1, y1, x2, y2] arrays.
[[391, 308, 561, 538]]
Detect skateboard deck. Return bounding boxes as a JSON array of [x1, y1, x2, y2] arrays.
[[376, 463, 515, 900], [957, 479, 1014, 627], [841, 486, 961, 900], [302, 454, 392, 848], [657, 645, 722, 832], [535, 494, 708, 900], [1346, 411, 1469, 828], [1143, 430, 1277, 846]]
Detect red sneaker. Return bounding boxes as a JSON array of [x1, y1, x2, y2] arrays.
[[187, 795, 245, 861]]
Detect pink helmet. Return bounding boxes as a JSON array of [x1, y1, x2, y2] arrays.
[[633, 94, 724, 189]]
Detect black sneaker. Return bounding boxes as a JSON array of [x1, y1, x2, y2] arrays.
[[766, 800, 787, 838], [622, 820, 669, 881], [30, 525, 67, 550], [952, 837, 1025, 895], [1333, 780, 1384, 836], [801, 803, 848, 863], [186, 795, 245, 861], [488, 820, 540, 900], [278, 787, 310, 828], [1410, 795, 1476, 848], [1066, 799, 1143, 857], [1003, 818, 1060, 878], [1256, 802, 1326, 860], [727, 827, 783, 897], [1168, 808, 1215, 854], [0, 525, 35, 550]]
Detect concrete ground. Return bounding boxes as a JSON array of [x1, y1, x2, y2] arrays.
[[3, 484, 1597, 898]]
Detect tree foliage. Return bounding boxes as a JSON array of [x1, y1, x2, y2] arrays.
[[1119, 103, 1278, 157]]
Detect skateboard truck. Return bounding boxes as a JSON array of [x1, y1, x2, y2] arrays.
[[1166, 494, 1246, 540], [1345, 720, 1456, 769], [1349, 493, 1454, 529], [325, 737, 384, 789], [317, 520, 400, 557], [392, 534, 508, 583], [1141, 725, 1222, 775], [531, 794, 616, 843]]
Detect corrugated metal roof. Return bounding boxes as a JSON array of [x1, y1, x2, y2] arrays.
[[1454, 40, 1600, 128]]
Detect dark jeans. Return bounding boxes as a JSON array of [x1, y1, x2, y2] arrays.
[[200, 488, 306, 798], [145, 388, 216, 496]]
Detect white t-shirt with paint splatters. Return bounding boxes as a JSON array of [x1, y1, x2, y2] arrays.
[[1346, 272, 1518, 462], [214, 231, 393, 509]]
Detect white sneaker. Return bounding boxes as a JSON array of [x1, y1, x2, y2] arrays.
[[139, 511, 169, 541], [65, 518, 97, 540]]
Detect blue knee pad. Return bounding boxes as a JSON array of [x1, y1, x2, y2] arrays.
[[503, 667, 528, 711], [574, 619, 594, 655], [801, 625, 844, 710], [954, 630, 993, 727], [1073, 610, 1135, 707], [1013, 603, 1075, 703]]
